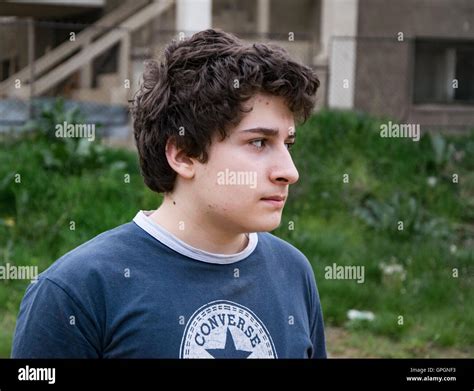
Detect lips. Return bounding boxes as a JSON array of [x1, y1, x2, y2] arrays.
[[261, 195, 286, 202], [261, 194, 287, 208]]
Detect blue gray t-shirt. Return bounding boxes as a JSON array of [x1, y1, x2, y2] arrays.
[[11, 211, 326, 358]]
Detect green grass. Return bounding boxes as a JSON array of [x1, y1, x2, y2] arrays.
[[274, 110, 474, 355], [1, 108, 473, 357], [0, 130, 160, 356]]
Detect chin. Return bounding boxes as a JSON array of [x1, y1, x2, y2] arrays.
[[245, 216, 282, 233]]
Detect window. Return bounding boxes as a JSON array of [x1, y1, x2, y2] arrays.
[[1, 59, 10, 82], [414, 39, 474, 104]]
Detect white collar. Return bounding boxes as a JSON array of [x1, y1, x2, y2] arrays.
[[133, 210, 258, 265]]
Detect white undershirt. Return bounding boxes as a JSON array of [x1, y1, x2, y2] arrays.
[[133, 210, 259, 265]]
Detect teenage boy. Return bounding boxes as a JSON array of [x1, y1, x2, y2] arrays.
[[12, 29, 326, 359]]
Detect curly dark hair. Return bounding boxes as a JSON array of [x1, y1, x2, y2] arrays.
[[131, 28, 319, 193]]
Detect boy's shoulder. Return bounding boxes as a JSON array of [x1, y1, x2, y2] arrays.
[[258, 231, 305, 255], [38, 221, 145, 286], [257, 231, 315, 276], [37, 223, 315, 290]]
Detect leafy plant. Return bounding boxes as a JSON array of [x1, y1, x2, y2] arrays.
[[429, 133, 455, 170], [21, 98, 108, 175], [354, 192, 451, 239]]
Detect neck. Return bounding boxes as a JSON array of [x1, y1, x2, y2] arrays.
[[149, 195, 249, 255]]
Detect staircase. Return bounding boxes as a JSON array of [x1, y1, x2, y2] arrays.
[[0, 0, 175, 105], [71, 73, 124, 105]]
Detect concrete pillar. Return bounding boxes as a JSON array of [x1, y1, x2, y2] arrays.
[[27, 17, 35, 99], [176, 0, 212, 36], [319, 0, 359, 109], [257, 0, 270, 36], [119, 31, 131, 85], [80, 36, 93, 89]]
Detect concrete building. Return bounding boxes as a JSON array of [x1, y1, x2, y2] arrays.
[[0, 0, 473, 131]]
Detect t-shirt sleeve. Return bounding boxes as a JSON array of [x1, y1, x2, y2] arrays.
[[11, 277, 101, 358], [309, 272, 327, 358]]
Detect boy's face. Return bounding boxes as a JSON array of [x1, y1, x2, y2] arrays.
[[192, 93, 299, 233]]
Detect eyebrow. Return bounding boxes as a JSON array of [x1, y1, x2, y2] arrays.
[[239, 127, 296, 139]]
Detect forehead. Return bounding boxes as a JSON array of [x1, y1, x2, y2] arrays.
[[235, 93, 295, 132]]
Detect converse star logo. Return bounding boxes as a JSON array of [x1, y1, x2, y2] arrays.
[[180, 300, 277, 358]]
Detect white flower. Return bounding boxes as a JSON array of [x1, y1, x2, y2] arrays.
[[379, 261, 407, 281], [427, 176, 437, 187], [347, 309, 375, 321]]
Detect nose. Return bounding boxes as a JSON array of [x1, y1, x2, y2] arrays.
[[269, 146, 299, 185]]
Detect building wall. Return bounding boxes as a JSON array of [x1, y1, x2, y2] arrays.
[[0, 20, 28, 79], [269, 0, 319, 36], [358, 0, 474, 39], [355, 0, 474, 130]]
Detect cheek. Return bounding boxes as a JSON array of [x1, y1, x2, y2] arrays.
[[199, 179, 260, 215], [212, 185, 257, 207], [195, 146, 266, 207]]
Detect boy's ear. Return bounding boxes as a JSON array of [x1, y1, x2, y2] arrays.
[[164, 137, 195, 179]]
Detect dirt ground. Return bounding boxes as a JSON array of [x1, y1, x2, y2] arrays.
[[325, 327, 472, 358]]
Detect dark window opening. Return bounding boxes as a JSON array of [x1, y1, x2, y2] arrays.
[[414, 39, 474, 104]]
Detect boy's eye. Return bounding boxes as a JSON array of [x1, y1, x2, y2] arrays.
[[249, 139, 295, 151], [250, 139, 266, 149]]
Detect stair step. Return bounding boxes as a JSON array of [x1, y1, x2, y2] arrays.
[[110, 86, 131, 105], [97, 73, 121, 89], [71, 88, 110, 104]]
